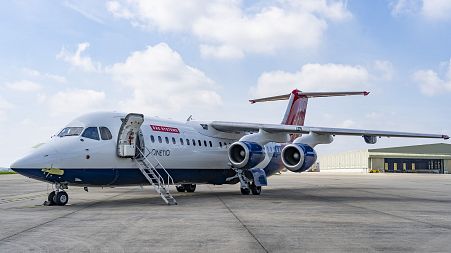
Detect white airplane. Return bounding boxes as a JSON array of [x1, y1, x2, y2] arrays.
[[10, 90, 448, 206]]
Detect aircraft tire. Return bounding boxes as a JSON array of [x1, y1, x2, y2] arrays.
[[176, 185, 186, 192], [55, 191, 69, 206], [47, 191, 56, 205], [240, 188, 250, 195], [250, 183, 261, 195], [185, 184, 196, 193]]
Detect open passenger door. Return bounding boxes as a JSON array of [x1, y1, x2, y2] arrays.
[[117, 113, 144, 158]]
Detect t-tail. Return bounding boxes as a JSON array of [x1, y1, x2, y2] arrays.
[[249, 89, 370, 141]]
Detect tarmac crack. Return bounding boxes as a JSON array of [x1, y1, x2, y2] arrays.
[[0, 189, 135, 243], [210, 187, 269, 253]]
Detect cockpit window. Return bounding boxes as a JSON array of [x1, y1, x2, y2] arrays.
[[82, 127, 100, 140], [99, 127, 112, 140], [58, 127, 83, 137]]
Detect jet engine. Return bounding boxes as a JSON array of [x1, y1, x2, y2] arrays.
[[228, 141, 265, 169], [363, 135, 377, 144], [281, 143, 317, 172]]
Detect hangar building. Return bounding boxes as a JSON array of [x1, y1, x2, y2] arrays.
[[318, 143, 451, 174]]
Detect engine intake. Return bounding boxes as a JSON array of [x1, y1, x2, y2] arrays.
[[363, 135, 377, 144], [228, 141, 265, 169], [281, 143, 317, 172]]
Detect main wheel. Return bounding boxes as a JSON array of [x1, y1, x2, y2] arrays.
[[250, 183, 262, 195], [54, 191, 69, 206], [240, 187, 250, 195], [176, 185, 186, 192], [47, 191, 56, 205], [184, 184, 196, 193]]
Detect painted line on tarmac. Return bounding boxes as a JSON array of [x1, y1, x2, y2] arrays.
[[0, 193, 48, 205], [209, 186, 269, 253], [0, 189, 136, 243]]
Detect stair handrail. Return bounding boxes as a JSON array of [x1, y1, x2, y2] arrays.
[[136, 148, 165, 188], [142, 147, 175, 188]]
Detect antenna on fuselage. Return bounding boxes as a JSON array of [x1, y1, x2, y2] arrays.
[[186, 115, 193, 122]]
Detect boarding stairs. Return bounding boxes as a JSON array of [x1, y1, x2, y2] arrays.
[[134, 148, 177, 205]]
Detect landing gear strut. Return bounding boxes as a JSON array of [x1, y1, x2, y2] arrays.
[[234, 169, 262, 196], [176, 184, 197, 193], [45, 183, 69, 206]]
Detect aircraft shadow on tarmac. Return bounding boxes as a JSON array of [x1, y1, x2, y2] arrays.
[[61, 186, 450, 208]]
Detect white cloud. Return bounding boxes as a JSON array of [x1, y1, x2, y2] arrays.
[[338, 119, 356, 128], [390, 0, 451, 20], [47, 89, 106, 115], [0, 97, 13, 121], [22, 68, 66, 83], [373, 60, 394, 80], [64, 1, 105, 24], [200, 44, 245, 60], [390, 0, 421, 16], [413, 59, 451, 95], [107, 0, 207, 31], [57, 42, 101, 72], [253, 63, 369, 97], [5, 80, 42, 92], [422, 0, 451, 20], [107, 0, 351, 59], [107, 43, 222, 115]]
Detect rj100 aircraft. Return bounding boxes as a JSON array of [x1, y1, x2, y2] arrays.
[[11, 90, 449, 205]]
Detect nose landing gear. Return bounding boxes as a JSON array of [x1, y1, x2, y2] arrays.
[[45, 183, 69, 206]]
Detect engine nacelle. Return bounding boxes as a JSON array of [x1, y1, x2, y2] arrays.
[[363, 135, 377, 144], [281, 143, 317, 173], [228, 141, 265, 169]]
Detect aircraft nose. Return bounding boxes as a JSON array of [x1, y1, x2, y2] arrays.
[[10, 145, 58, 170]]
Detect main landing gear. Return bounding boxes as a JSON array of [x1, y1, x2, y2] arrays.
[[176, 184, 197, 193], [235, 169, 262, 196], [45, 183, 69, 206]]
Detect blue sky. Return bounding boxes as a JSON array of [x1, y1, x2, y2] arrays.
[[1, 0, 450, 167]]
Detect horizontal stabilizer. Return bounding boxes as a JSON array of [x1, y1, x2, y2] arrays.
[[249, 90, 369, 104]]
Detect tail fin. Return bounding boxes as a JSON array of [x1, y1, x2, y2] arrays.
[[281, 89, 308, 126], [250, 90, 369, 126]]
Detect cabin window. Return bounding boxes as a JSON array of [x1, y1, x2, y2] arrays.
[[151, 135, 155, 143], [186, 139, 190, 145], [158, 136, 162, 143], [219, 142, 222, 148], [180, 138, 184, 145], [172, 137, 176, 144], [82, 127, 100, 140], [192, 139, 196, 146], [165, 137, 169, 144], [209, 141, 212, 147], [99, 127, 112, 140], [198, 140, 202, 146], [203, 140, 207, 147], [58, 127, 83, 137]]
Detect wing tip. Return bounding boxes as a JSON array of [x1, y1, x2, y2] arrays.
[[363, 91, 370, 96], [249, 100, 256, 104], [443, 135, 450, 140]]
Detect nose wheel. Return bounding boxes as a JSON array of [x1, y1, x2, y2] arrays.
[[45, 183, 69, 206]]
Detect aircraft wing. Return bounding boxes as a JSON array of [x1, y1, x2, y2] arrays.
[[210, 121, 449, 140]]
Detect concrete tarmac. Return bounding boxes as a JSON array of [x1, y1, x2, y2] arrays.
[[0, 173, 451, 252]]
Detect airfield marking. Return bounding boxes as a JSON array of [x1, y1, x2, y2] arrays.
[[0, 189, 135, 243], [0, 192, 48, 205], [210, 186, 269, 253]]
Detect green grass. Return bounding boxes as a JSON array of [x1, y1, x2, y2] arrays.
[[0, 171, 16, 175]]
